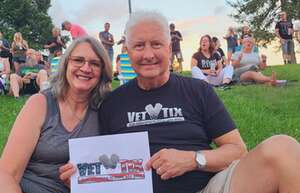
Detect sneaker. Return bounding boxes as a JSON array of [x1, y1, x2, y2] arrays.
[[219, 83, 231, 90], [276, 80, 287, 86]]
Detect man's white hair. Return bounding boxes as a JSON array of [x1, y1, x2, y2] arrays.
[[124, 10, 171, 46]]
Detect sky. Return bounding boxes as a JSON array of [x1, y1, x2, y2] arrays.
[[48, 0, 299, 69]]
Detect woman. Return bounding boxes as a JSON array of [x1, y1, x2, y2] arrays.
[[223, 27, 238, 62], [191, 35, 233, 86], [231, 36, 284, 85], [212, 36, 227, 65], [11, 32, 29, 73], [0, 36, 112, 192]]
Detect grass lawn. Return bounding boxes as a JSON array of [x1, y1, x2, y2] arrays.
[[0, 64, 299, 153]]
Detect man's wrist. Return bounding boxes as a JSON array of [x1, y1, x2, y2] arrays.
[[195, 151, 207, 170]]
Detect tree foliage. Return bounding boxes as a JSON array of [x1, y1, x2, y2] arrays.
[[0, 0, 53, 49], [227, 0, 300, 46]]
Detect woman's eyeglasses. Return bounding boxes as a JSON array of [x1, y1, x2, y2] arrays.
[[69, 56, 102, 70]]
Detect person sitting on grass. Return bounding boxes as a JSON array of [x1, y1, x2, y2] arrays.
[[8, 49, 48, 99], [231, 36, 286, 86], [191, 34, 233, 86]]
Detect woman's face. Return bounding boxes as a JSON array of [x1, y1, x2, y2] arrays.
[[200, 37, 210, 51], [14, 33, 21, 41], [243, 38, 253, 50], [66, 42, 102, 95]]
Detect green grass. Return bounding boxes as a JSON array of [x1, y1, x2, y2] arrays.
[[0, 64, 299, 153]]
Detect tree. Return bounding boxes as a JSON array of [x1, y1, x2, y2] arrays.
[[227, 0, 300, 63], [0, 0, 53, 50], [228, 0, 300, 44]]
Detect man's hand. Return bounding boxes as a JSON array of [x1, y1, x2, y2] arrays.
[[59, 163, 76, 187], [145, 149, 197, 180]]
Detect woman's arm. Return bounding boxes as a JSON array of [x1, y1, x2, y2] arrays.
[[191, 58, 211, 75], [0, 94, 47, 192], [22, 41, 29, 50], [231, 52, 243, 68]]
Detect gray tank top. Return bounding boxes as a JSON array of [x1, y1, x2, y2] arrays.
[[20, 90, 100, 193]]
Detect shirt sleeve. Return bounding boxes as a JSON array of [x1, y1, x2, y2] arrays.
[[214, 52, 221, 61], [275, 22, 280, 29]]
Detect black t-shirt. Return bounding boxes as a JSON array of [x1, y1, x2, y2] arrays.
[[99, 74, 236, 193], [0, 39, 11, 58], [170, 31, 182, 52], [217, 48, 225, 65], [192, 51, 221, 70], [275, 21, 294, 40], [46, 37, 64, 54]]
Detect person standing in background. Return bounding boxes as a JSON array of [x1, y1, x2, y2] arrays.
[[275, 11, 295, 64], [99, 22, 114, 62], [169, 23, 183, 73], [11, 32, 29, 74], [223, 27, 238, 62], [62, 21, 87, 40], [44, 27, 66, 63]]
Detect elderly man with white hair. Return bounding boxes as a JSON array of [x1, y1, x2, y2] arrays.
[[60, 10, 300, 193]]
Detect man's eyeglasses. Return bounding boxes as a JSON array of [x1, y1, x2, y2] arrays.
[[69, 56, 102, 69]]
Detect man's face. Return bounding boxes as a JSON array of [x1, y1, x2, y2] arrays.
[[104, 23, 110, 32], [126, 21, 171, 81], [169, 24, 175, 31], [64, 23, 71, 31]]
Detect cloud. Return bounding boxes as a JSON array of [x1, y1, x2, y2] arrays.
[[48, 0, 67, 26], [73, 0, 129, 25], [49, 0, 129, 26], [213, 5, 226, 16]]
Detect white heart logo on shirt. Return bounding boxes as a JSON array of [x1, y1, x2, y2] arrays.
[[145, 103, 162, 120]]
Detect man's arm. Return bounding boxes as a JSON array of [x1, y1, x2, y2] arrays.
[[99, 32, 114, 46], [145, 129, 247, 180]]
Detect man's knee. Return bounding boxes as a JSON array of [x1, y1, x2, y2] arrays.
[[38, 69, 48, 76], [258, 135, 299, 163], [9, 73, 18, 81]]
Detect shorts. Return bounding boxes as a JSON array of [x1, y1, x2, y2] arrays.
[[281, 39, 294, 55], [21, 78, 39, 95], [227, 46, 236, 53], [197, 160, 239, 193], [12, 56, 26, 63], [171, 51, 183, 63]]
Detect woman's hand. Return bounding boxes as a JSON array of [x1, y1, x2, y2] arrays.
[[59, 163, 76, 187]]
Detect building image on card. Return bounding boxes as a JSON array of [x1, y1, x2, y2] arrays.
[[77, 154, 145, 184]]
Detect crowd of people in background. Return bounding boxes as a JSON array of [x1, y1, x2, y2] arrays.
[[0, 11, 299, 98]]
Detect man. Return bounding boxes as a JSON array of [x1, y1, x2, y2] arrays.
[[9, 49, 48, 99], [44, 27, 66, 63], [61, 21, 87, 40], [169, 23, 183, 72], [99, 22, 114, 62], [60, 11, 300, 193], [275, 11, 295, 64]]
